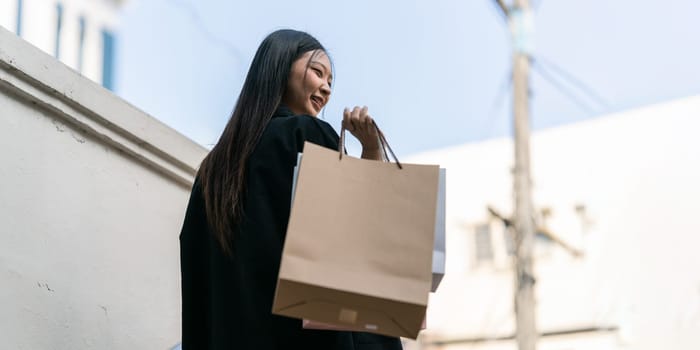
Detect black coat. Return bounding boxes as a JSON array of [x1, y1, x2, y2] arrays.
[[179, 107, 403, 350]]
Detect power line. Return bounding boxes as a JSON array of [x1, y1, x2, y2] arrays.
[[490, 69, 513, 112], [534, 55, 610, 109], [491, 0, 543, 21], [531, 60, 598, 114], [166, 0, 245, 63], [493, 0, 509, 14], [490, 0, 509, 21], [485, 69, 512, 138]]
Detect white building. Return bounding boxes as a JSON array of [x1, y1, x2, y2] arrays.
[[0, 25, 205, 348], [404, 96, 700, 349], [0, 0, 124, 90]]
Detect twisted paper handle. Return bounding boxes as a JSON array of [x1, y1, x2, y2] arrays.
[[338, 120, 403, 169]]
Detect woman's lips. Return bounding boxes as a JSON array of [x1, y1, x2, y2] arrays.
[[310, 97, 322, 111]]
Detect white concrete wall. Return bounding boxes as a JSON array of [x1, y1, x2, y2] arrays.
[[0, 25, 206, 349], [404, 96, 700, 349], [0, 0, 122, 86]]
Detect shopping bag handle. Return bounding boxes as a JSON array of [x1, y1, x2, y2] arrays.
[[339, 120, 403, 169]]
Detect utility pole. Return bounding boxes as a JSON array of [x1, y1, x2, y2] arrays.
[[511, 1, 537, 349], [493, 1, 538, 349]]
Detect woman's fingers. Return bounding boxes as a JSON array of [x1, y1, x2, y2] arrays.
[[351, 106, 362, 132], [343, 107, 354, 132], [344, 106, 378, 144], [358, 106, 377, 137], [359, 106, 369, 131], [350, 106, 372, 132]]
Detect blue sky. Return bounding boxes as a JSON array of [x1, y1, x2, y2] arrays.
[[115, 0, 700, 156]]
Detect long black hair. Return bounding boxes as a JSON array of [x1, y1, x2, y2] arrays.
[[197, 29, 326, 255]]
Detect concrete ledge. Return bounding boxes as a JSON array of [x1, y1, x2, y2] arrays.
[[0, 26, 207, 188]]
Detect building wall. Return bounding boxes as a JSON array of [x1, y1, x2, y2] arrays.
[[0, 26, 206, 349], [0, 0, 122, 88], [405, 96, 700, 349]]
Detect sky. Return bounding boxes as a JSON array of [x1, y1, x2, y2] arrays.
[[115, 0, 700, 156]]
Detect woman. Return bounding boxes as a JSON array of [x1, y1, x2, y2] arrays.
[[179, 29, 403, 349]]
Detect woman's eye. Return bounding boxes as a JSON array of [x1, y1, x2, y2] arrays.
[[313, 68, 323, 77]]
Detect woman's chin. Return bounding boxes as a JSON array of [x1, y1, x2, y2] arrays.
[[306, 107, 320, 117]]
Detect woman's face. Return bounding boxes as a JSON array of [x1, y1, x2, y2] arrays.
[[282, 50, 333, 117]]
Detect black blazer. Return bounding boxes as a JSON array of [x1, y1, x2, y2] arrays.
[[179, 107, 403, 350]]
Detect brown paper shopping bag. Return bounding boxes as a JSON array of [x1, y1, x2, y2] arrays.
[[302, 316, 427, 332], [295, 160, 446, 293], [272, 125, 440, 339]]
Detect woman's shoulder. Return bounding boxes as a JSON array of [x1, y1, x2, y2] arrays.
[[265, 114, 339, 150], [268, 114, 334, 134]]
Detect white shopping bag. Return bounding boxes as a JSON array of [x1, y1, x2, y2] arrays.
[[431, 168, 446, 292]]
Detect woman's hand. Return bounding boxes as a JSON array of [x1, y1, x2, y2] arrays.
[[342, 106, 383, 160]]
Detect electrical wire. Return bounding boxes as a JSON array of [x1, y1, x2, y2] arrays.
[[490, 0, 509, 22], [534, 56, 610, 109], [485, 69, 512, 139], [531, 60, 599, 114], [167, 0, 245, 63]]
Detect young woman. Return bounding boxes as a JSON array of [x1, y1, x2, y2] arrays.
[[179, 29, 403, 349]]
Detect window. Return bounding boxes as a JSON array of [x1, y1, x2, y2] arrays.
[[16, 0, 23, 36], [55, 2, 64, 58], [474, 224, 493, 262], [77, 16, 86, 72], [101, 29, 115, 90]]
